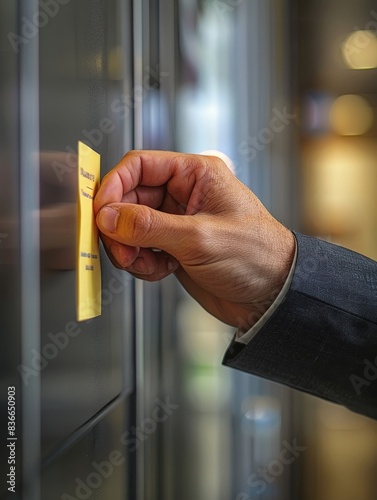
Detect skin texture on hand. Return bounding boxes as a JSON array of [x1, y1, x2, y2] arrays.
[[94, 150, 295, 331]]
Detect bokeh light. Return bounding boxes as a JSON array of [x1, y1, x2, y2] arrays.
[[341, 30, 377, 69], [329, 94, 373, 135]]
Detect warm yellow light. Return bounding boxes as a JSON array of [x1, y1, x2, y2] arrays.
[[329, 95, 373, 136], [341, 30, 377, 69]]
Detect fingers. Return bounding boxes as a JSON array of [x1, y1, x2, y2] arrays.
[[96, 202, 202, 259], [100, 233, 140, 268], [94, 150, 239, 280], [102, 233, 180, 281], [94, 150, 211, 216], [126, 248, 180, 281]]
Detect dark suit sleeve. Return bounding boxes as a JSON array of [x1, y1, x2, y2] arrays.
[[222, 232, 377, 420]]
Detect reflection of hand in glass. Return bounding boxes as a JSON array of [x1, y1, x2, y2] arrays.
[[39, 151, 77, 270], [0, 151, 77, 270]]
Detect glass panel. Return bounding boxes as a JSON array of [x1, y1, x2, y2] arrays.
[[41, 399, 131, 499], [38, 0, 134, 458], [0, 3, 22, 498]]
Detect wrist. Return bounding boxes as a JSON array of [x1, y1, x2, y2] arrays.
[[237, 226, 296, 332]]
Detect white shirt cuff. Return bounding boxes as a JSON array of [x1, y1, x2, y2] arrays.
[[235, 238, 297, 345]]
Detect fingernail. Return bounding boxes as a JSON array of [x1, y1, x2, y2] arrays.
[[130, 257, 147, 274], [98, 206, 119, 233]]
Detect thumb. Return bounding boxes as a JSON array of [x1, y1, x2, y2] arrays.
[[96, 203, 199, 257]]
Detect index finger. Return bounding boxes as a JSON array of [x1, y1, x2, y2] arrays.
[[94, 150, 209, 215]]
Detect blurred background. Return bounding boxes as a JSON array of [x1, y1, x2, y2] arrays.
[[1, 0, 377, 499]]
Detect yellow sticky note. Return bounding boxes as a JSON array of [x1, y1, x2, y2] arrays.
[[76, 141, 101, 321]]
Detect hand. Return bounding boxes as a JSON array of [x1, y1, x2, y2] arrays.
[[94, 150, 295, 331]]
